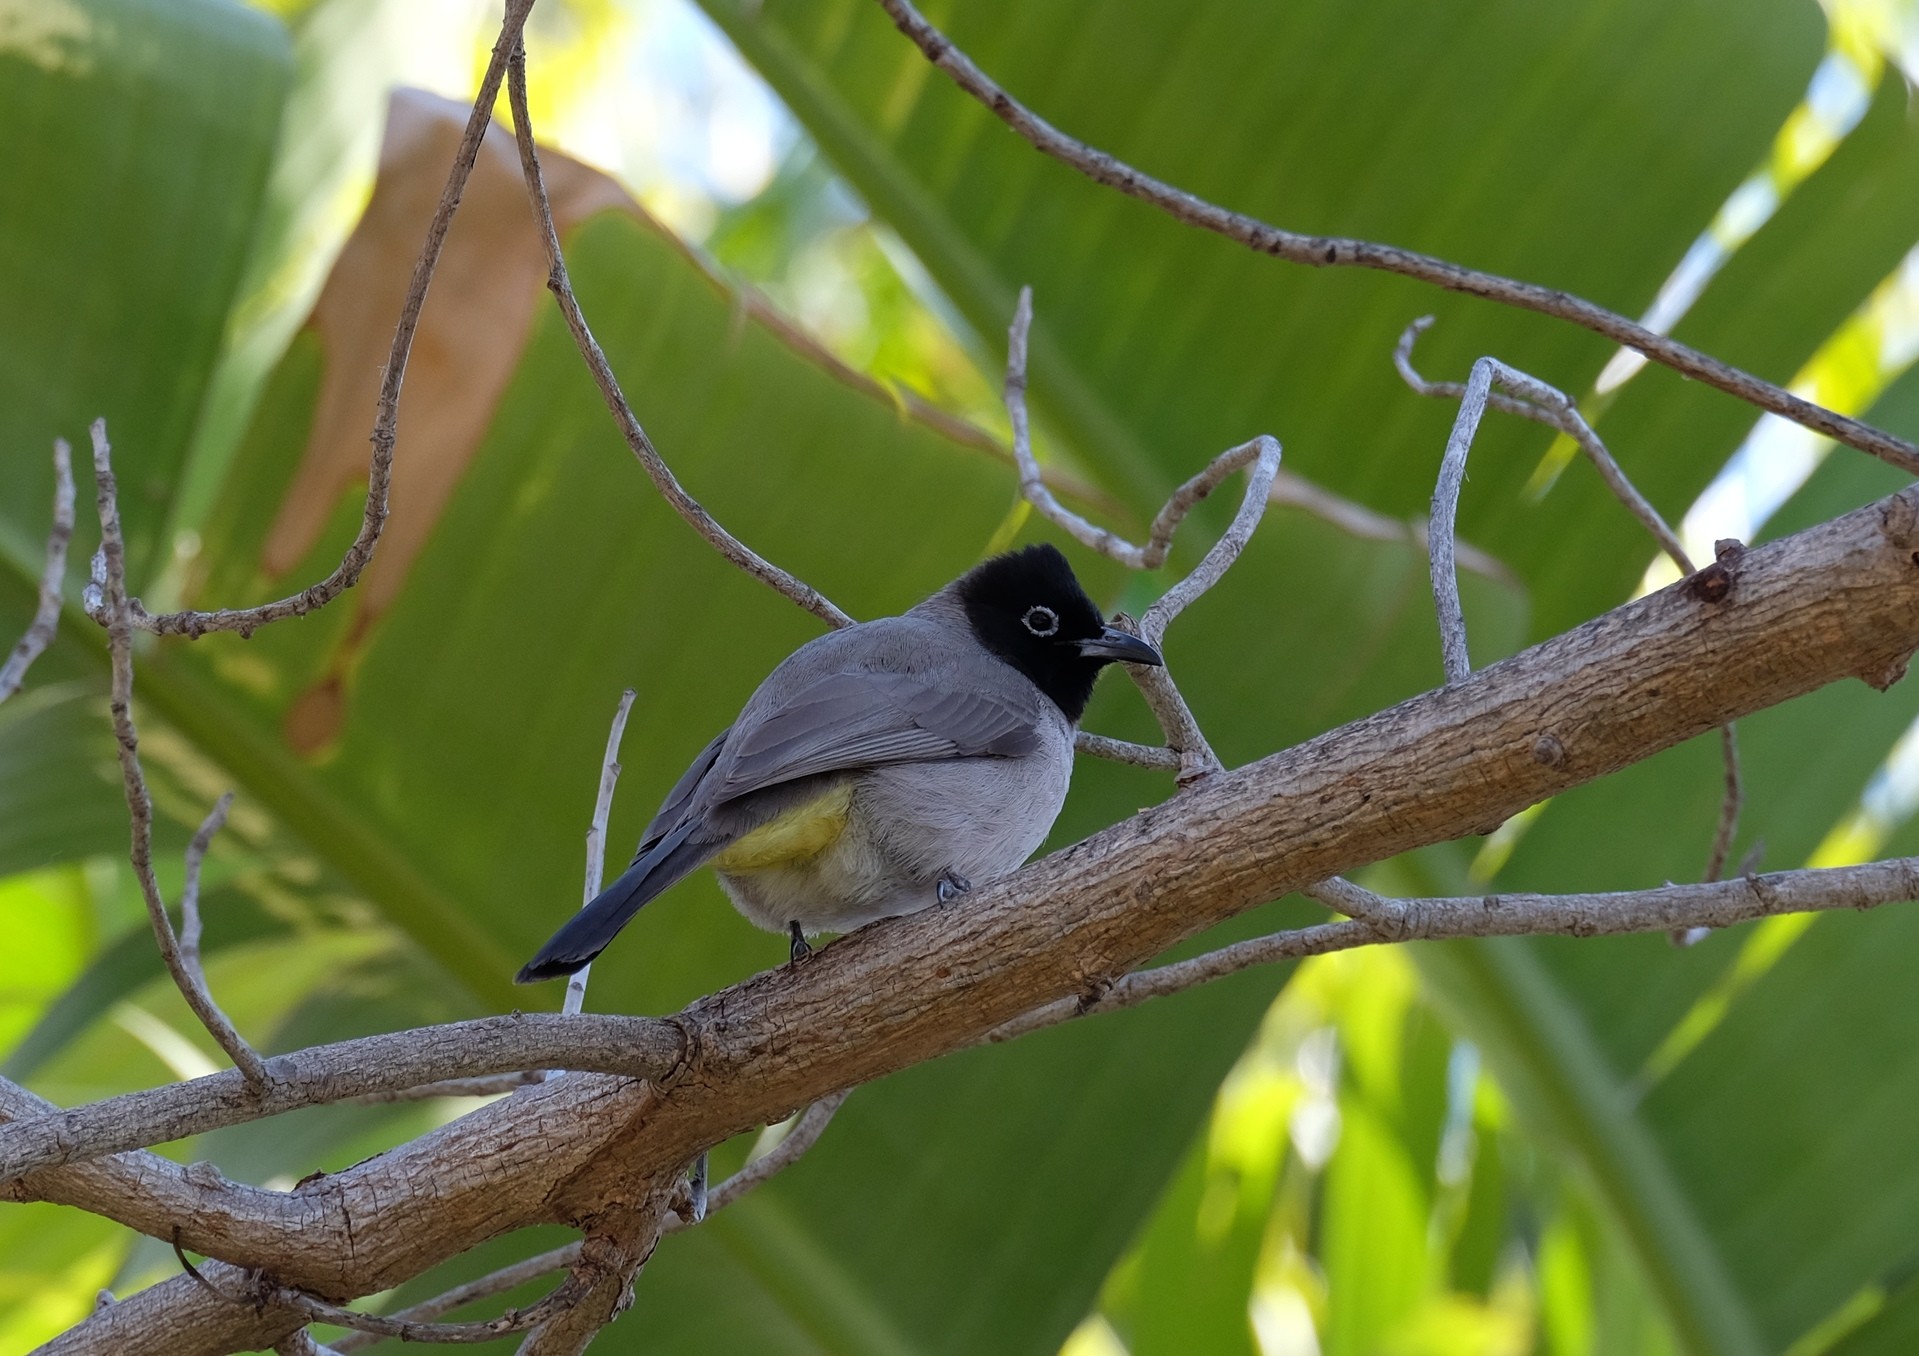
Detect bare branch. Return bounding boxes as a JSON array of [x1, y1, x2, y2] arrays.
[[39, 1257, 309, 1356], [331, 1092, 844, 1352], [512, 1199, 671, 1356], [1705, 720, 1745, 885], [1300, 875, 1405, 925], [84, 422, 267, 1086], [1399, 321, 1746, 884], [1138, 438, 1281, 638], [1110, 613, 1222, 786], [332, 1094, 844, 1351], [502, 40, 852, 631], [178, 793, 236, 977], [1130, 432, 1282, 784], [0, 438, 76, 703], [332, 1247, 580, 1353], [875, 0, 1919, 476], [697, 1091, 849, 1219], [28, 480, 1919, 1349], [1004, 287, 1276, 574], [1072, 729, 1181, 770], [265, 1274, 579, 1346], [1005, 288, 1280, 783], [348, 1072, 544, 1105], [1395, 316, 1693, 573], [1427, 358, 1497, 683], [89, 0, 540, 639], [1417, 348, 1690, 685], [562, 689, 637, 1021], [995, 857, 1919, 1040], [0, 1012, 682, 1183]]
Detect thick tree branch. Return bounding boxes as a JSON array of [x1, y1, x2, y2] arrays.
[[326, 1093, 846, 1352], [26, 480, 1919, 1353], [0, 1013, 681, 1184], [873, 0, 1919, 476]]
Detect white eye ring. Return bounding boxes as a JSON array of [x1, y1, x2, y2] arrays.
[[1022, 605, 1060, 637]]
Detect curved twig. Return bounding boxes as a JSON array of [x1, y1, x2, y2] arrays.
[[85, 423, 267, 1085], [1006, 288, 1280, 783], [1399, 319, 1743, 881], [90, 0, 541, 639], [503, 40, 852, 630], [0, 438, 76, 702], [1396, 316, 1692, 573], [875, 0, 1919, 477]]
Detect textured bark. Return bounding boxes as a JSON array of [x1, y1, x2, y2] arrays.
[[35, 484, 1919, 1353]]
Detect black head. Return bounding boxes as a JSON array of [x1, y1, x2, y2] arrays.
[[954, 544, 1163, 721]]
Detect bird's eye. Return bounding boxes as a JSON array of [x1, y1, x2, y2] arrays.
[[1022, 605, 1059, 637]]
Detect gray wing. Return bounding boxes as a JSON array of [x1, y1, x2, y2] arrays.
[[703, 667, 1042, 810], [636, 726, 731, 851]]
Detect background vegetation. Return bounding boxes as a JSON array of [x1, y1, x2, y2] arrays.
[[3, 0, 1918, 1351]]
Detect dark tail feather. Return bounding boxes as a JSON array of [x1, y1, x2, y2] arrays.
[[515, 823, 708, 982]]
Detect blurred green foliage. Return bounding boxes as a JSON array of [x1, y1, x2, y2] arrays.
[[2, 0, 1919, 1352]]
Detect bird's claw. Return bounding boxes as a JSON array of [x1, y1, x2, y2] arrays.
[[787, 920, 813, 964], [937, 874, 972, 905]]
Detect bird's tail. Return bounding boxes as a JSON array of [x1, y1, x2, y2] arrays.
[[515, 823, 708, 982]]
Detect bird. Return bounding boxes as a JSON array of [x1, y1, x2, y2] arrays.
[[516, 543, 1164, 982]]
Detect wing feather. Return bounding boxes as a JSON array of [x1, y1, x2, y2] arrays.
[[707, 667, 1041, 806]]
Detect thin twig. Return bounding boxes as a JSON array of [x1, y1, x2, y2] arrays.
[[1106, 612, 1223, 786], [1399, 320, 1744, 884], [1138, 438, 1282, 639], [692, 1090, 849, 1220], [84, 422, 267, 1086], [331, 1093, 848, 1352], [179, 793, 236, 976], [503, 41, 852, 630], [349, 1072, 544, 1105], [1706, 722, 1745, 885], [1395, 316, 1693, 573], [1678, 720, 1749, 946], [1301, 876, 1405, 925], [875, 0, 1919, 476], [561, 689, 637, 1021], [1004, 287, 1275, 573], [332, 1248, 580, 1353], [1071, 730, 1180, 770], [990, 857, 1919, 1041], [90, 0, 539, 639], [1005, 288, 1280, 784], [0, 438, 76, 703], [266, 1276, 578, 1346], [1427, 359, 1496, 683]]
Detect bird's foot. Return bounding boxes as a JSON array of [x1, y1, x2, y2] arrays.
[[787, 920, 813, 964], [936, 873, 972, 905], [676, 1149, 709, 1225]]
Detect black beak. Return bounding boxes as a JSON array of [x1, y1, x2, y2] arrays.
[[1075, 626, 1164, 666]]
